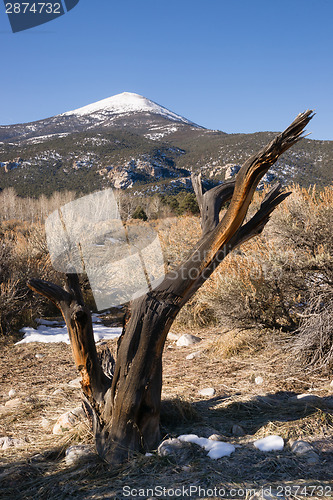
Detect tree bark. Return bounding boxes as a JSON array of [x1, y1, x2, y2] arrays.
[[28, 110, 314, 464]]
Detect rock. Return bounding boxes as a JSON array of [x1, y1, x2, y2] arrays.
[[330, 380, 333, 388], [67, 377, 82, 388], [167, 332, 180, 341], [53, 406, 85, 434], [41, 417, 51, 430], [158, 438, 184, 457], [289, 394, 321, 404], [0, 437, 25, 450], [208, 434, 224, 441], [8, 389, 16, 398], [0, 405, 8, 415], [325, 397, 333, 408], [253, 435, 284, 452], [291, 440, 314, 455], [176, 334, 202, 347], [52, 388, 66, 396], [198, 387, 215, 397], [255, 376, 264, 385], [4, 398, 21, 408], [186, 351, 201, 360], [232, 424, 245, 437], [30, 453, 45, 463], [291, 440, 320, 465], [181, 465, 191, 472], [178, 434, 236, 459], [225, 164, 241, 180], [65, 445, 94, 465], [257, 172, 277, 190], [306, 452, 320, 465], [24, 396, 36, 403], [35, 353, 44, 359]]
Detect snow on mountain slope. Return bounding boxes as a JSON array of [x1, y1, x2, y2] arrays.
[[61, 92, 198, 126]]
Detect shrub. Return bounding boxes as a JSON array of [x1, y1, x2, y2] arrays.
[[132, 205, 148, 221], [291, 290, 333, 373], [0, 221, 60, 336], [173, 185, 333, 332]]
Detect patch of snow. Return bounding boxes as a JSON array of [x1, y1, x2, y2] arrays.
[[253, 435, 284, 452], [0, 437, 25, 450], [25, 132, 70, 144], [145, 125, 180, 141], [178, 434, 235, 459], [67, 377, 81, 388], [60, 92, 199, 126], [17, 325, 70, 344], [207, 442, 236, 459], [16, 322, 122, 345]]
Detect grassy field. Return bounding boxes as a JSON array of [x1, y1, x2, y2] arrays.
[[0, 323, 332, 500]]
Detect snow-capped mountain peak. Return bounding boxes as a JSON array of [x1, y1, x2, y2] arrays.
[[61, 91, 196, 126]]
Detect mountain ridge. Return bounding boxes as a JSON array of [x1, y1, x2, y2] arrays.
[[0, 92, 203, 145], [0, 93, 331, 197], [60, 92, 201, 126]]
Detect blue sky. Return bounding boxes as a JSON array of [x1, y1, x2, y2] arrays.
[[1, 0, 332, 140]]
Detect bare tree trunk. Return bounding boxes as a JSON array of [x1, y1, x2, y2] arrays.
[[28, 111, 314, 464]]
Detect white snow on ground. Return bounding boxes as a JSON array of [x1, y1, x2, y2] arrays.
[[17, 325, 72, 344], [253, 435, 284, 452], [178, 434, 236, 459], [16, 316, 122, 345], [60, 92, 196, 125]]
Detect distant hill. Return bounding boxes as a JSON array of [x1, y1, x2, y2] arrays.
[[0, 92, 331, 197]]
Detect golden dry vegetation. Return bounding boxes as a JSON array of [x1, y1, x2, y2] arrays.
[[0, 185, 332, 498]]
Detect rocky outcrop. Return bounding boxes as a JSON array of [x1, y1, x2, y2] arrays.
[[0, 157, 23, 172], [225, 164, 241, 180]]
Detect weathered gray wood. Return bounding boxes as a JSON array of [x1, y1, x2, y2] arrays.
[[191, 173, 236, 236]]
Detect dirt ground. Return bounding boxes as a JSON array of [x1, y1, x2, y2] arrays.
[[0, 323, 332, 500]]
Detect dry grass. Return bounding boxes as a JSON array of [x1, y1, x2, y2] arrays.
[[291, 291, 333, 374], [1, 327, 332, 499], [208, 327, 267, 359], [0, 185, 332, 498], [166, 185, 333, 341]]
